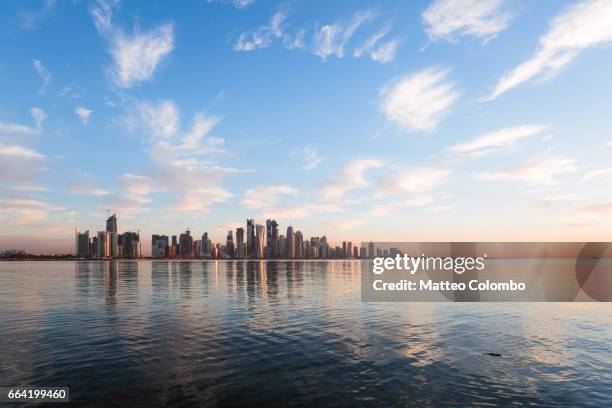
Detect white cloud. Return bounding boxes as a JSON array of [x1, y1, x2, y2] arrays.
[[354, 25, 399, 63], [477, 154, 577, 185], [320, 158, 384, 200], [580, 168, 612, 183], [446, 124, 548, 155], [90, 0, 174, 88], [486, 0, 612, 100], [32, 59, 51, 95], [379, 67, 459, 133], [562, 202, 612, 228], [122, 99, 234, 214], [0, 198, 63, 226], [377, 167, 451, 196], [423, 0, 517, 43], [111, 24, 174, 88], [89, 0, 118, 34], [234, 10, 288, 51], [30, 107, 46, 129], [313, 9, 374, 60], [74, 107, 93, 124], [69, 181, 110, 196], [241, 185, 298, 209], [127, 100, 224, 160], [0, 143, 46, 182], [207, 0, 255, 9], [292, 145, 321, 170], [606, 140, 612, 147], [120, 174, 156, 195], [283, 28, 306, 50]]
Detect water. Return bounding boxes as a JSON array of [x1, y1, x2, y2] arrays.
[[0, 260, 611, 407]]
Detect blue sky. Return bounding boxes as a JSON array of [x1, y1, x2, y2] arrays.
[[1, 0, 612, 253]]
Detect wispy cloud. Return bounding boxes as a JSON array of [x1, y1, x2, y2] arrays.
[[446, 124, 549, 156], [0, 108, 46, 138], [353, 25, 399, 63], [234, 9, 295, 51], [207, 0, 255, 9], [69, 180, 110, 196], [485, 0, 612, 100], [320, 158, 384, 200], [90, 0, 174, 88], [259, 202, 341, 220], [74, 107, 93, 124], [477, 154, 578, 185], [241, 185, 298, 209], [376, 167, 451, 196], [0, 198, 63, 226], [379, 67, 459, 133], [313, 9, 374, 60], [580, 168, 612, 183], [423, 0, 517, 43], [18, 0, 56, 30], [32, 59, 51, 95], [322, 219, 364, 231], [291, 145, 321, 170]]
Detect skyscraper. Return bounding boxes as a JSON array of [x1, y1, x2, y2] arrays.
[[96, 231, 110, 258], [122, 232, 140, 258], [235, 228, 244, 258], [255, 224, 265, 259], [246, 219, 255, 257], [265, 219, 279, 258], [226, 230, 235, 257], [295, 230, 303, 258], [152, 234, 169, 258], [179, 230, 193, 258], [76, 229, 90, 257], [368, 242, 375, 258], [106, 214, 118, 257], [286, 226, 295, 258]]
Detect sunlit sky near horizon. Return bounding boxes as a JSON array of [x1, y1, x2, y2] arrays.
[[1, 0, 612, 254]]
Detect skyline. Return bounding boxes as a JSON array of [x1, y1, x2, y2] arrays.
[[69, 212, 377, 259], [2, 0, 612, 254]]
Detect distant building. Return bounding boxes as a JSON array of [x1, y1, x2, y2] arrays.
[[246, 219, 255, 257], [96, 231, 110, 258], [255, 224, 265, 259], [226, 230, 235, 257], [295, 230, 303, 258], [122, 232, 140, 258], [368, 242, 375, 258], [152, 234, 169, 258], [235, 228, 245, 257], [286, 226, 295, 258], [76, 229, 90, 257], [179, 230, 193, 258]]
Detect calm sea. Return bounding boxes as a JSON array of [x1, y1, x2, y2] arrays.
[[0, 260, 611, 407]]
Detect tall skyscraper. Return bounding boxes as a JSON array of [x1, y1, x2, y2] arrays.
[[179, 230, 193, 258], [265, 219, 279, 258], [286, 226, 295, 258], [202, 232, 212, 257], [295, 230, 303, 258], [122, 232, 140, 258], [255, 224, 265, 259], [226, 230, 235, 257], [76, 229, 90, 257], [152, 235, 169, 258], [96, 231, 110, 258], [246, 219, 255, 257], [106, 214, 118, 257], [235, 228, 244, 258]]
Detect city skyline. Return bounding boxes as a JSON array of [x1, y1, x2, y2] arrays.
[[2, 0, 612, 254], [71, 213, 376, 259]]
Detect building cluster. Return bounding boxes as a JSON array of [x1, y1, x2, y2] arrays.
[[151, 218, 378, 260], [75, 214, 141, 259], [76, 214, 382, 259]]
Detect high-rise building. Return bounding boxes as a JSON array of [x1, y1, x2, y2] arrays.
[[295, 230, 303, 258], [235, 228, 244, 257], [179, 230, 193, 258], [152, 234, 169, 258], [106, 214, 117, 233], [96, 231, 110, 258], [265, 219, 279, 258], [368, 242, 375, 258], [246, 219, 255, 257], [347, 242, 352, 258], [226, 230, 235, 257], [286, 226, 295, 258], [278, 234, 285, 258], [122, 232, 140, 258], [76, 229, 90, 257], [255, 224, 265, 259]]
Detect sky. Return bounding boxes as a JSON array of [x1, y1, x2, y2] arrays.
[[1, 0, 612, 254]]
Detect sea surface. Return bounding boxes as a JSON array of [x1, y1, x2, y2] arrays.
[[0, 260, 611, 407]]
